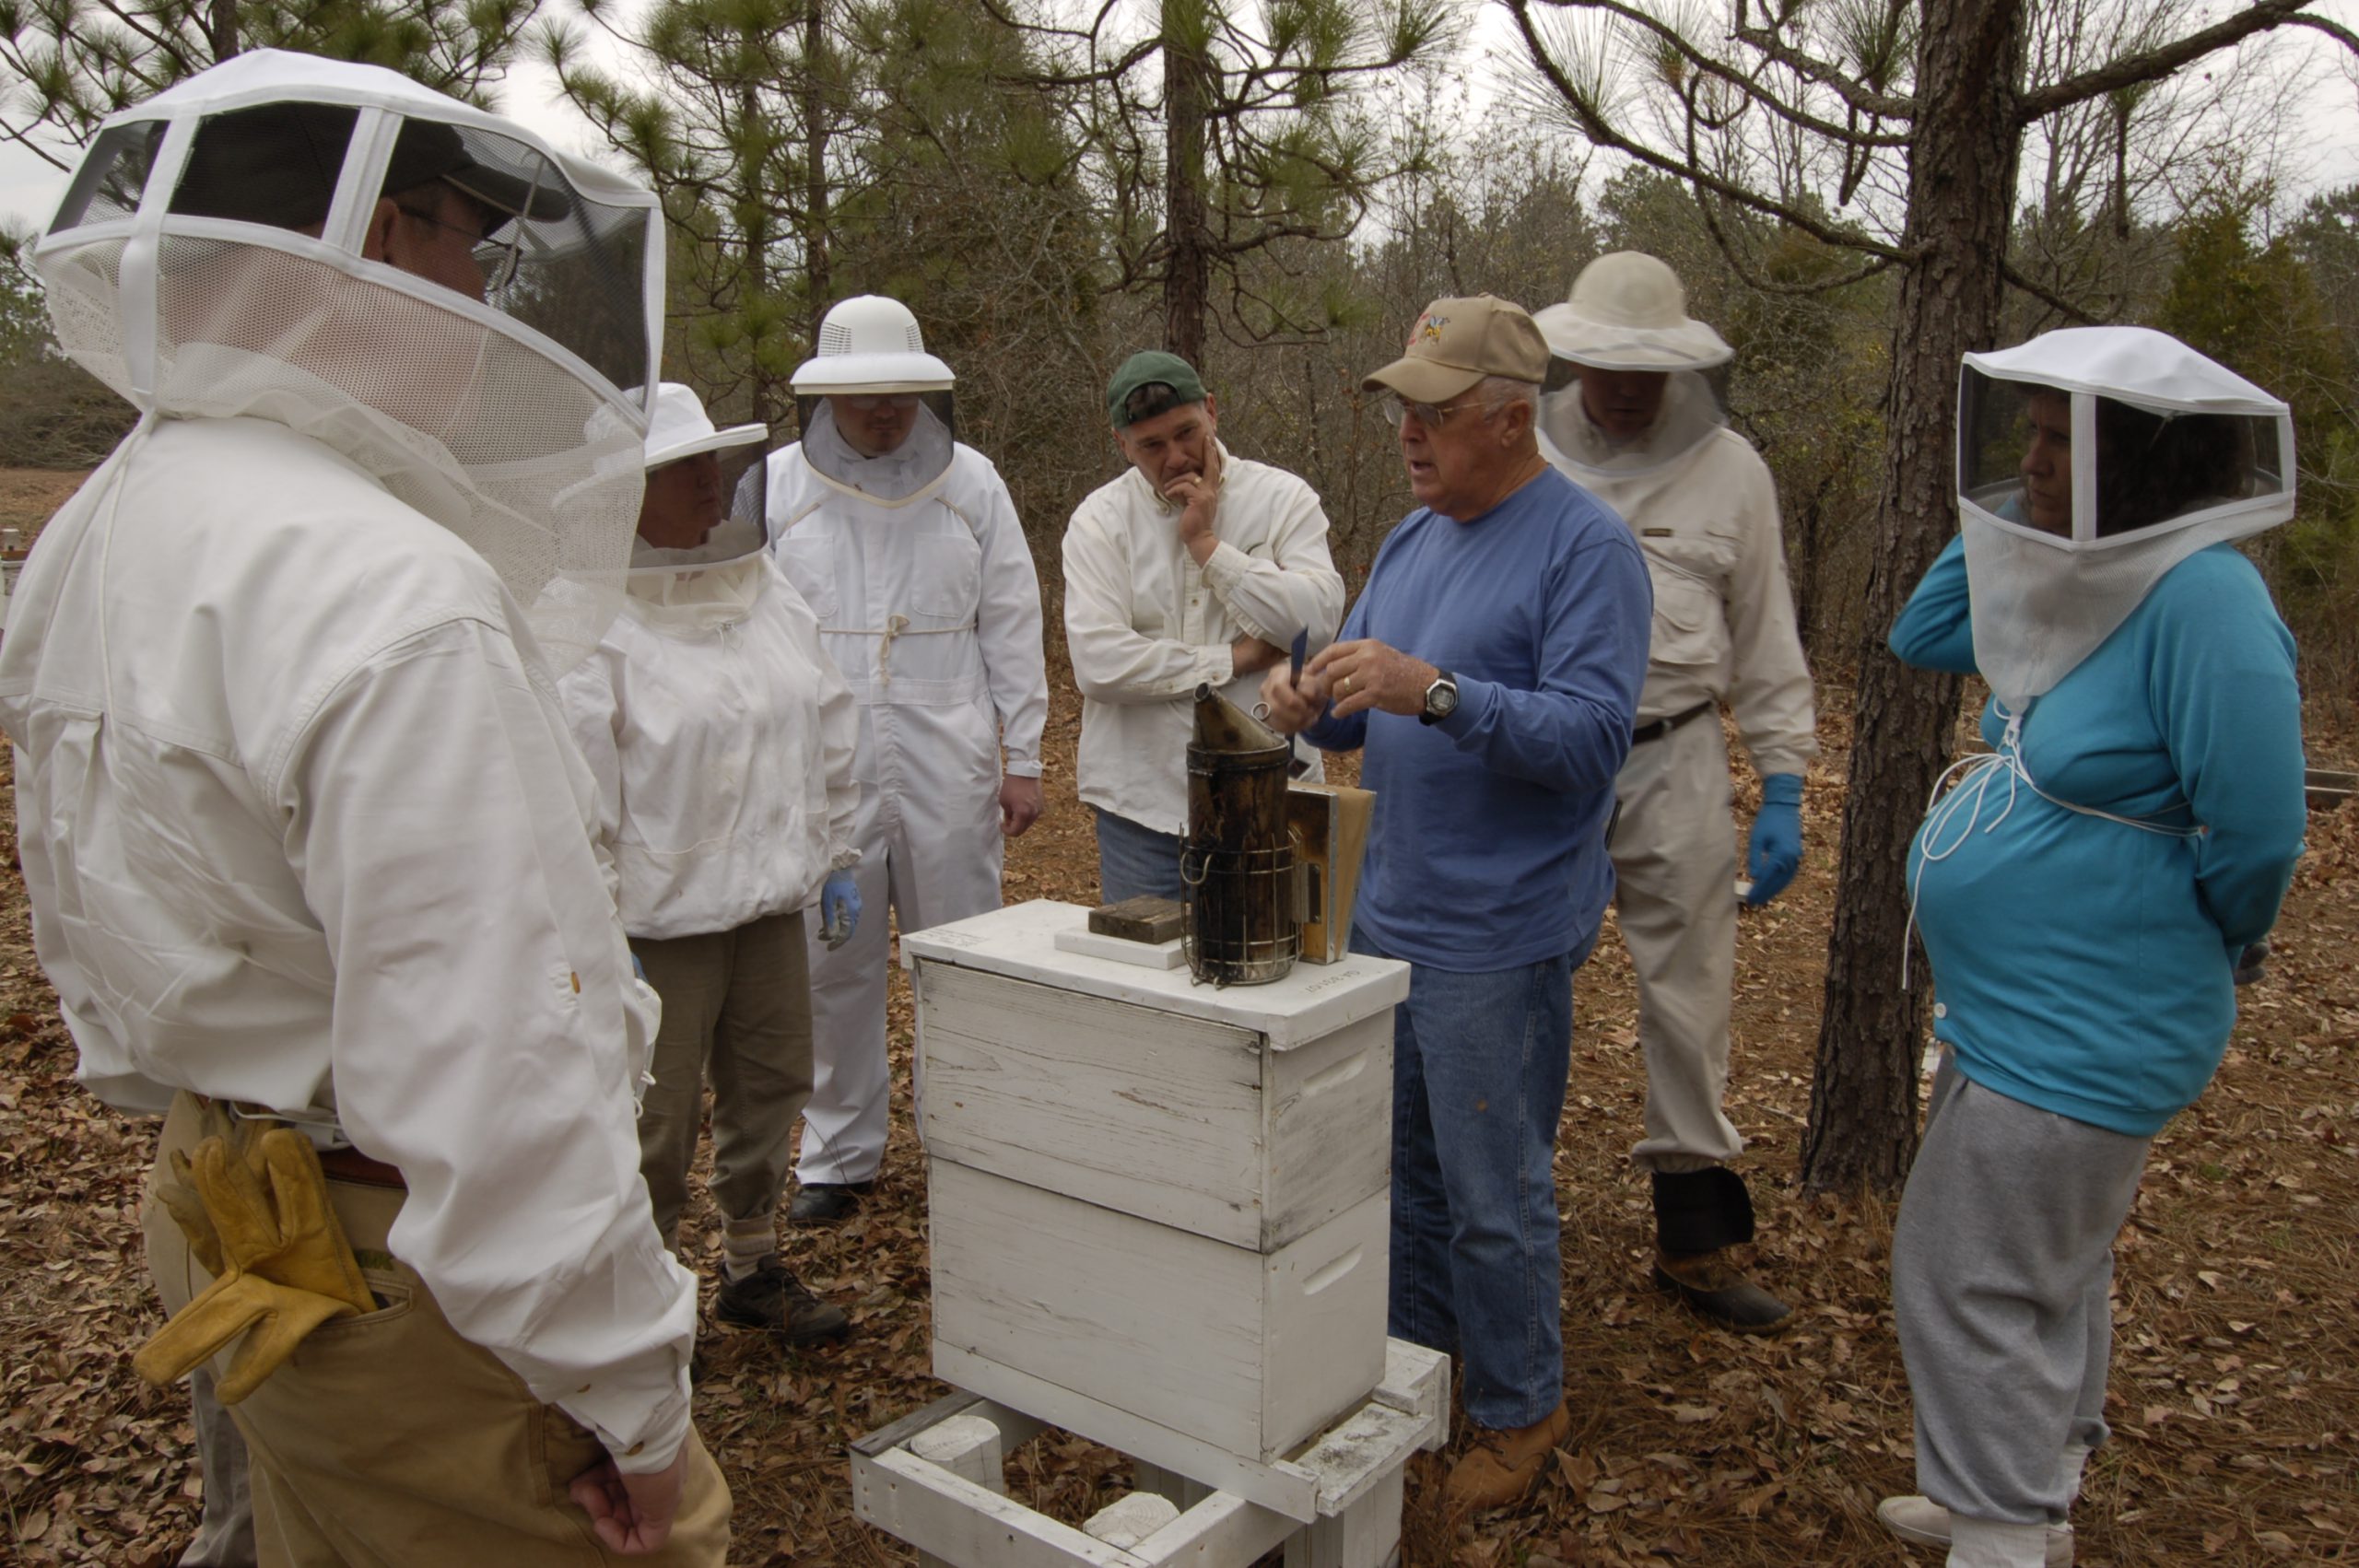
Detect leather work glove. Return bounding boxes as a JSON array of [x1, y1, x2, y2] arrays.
[[1742, 773, 1805, 907], [135, 1129, 379, 1403], [2232, 940, 2271, 988], [819, 870, 863, 952]]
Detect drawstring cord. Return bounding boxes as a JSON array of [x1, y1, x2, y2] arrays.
[[1904, 700, 2205, 989]]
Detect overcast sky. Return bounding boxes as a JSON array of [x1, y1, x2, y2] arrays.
[[6, 2, 2357, 237]]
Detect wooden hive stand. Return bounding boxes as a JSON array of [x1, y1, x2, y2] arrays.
[[851, 1339, 1448, 1568]]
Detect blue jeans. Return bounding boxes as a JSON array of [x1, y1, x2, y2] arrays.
[[1356, 927, 1585, 1431], [1094, 807, 1187, 903]]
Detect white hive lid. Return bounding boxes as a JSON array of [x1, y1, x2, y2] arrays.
[[899, 900, 1408, 1049]]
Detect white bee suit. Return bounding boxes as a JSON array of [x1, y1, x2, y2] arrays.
[[766, 432, 1048, 1187]]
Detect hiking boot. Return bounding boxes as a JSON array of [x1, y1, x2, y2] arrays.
[[1653, 1246, 1792, 1333], [713, 1256, 851, 1344], [1877, 1496, 2073, 1565], [788, 1180, 874, 1225], [1444, 1399, 1572, 1512]]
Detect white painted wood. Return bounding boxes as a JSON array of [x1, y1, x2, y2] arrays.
[[1283, 1467, 1402, 1568], [932, 1162, 1389, 1466], [1290, 1401, 1429, 1515], [1125, 1490, 1301, 1565], [853, 1445, 1147, 1568], [1259, 1195, 1390, 1450], [902, 900, 1407, 1049], [1083, 1493, 1181, 1550], [1130, 1459, 1214, 1513], [1367, 1341, 1449, 1451], [1053, 928, 1189, 970], [913, 1413, 1008, 1568], [932, 1340, 1322, 1522], [919, 966, 1389, 1249]]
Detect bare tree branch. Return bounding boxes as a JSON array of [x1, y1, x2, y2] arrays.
[[2000, 257, 2101, 325], [1505, 0, 1913, 260], [2016, 0, 2334, 122], [1729, 0, 1917, 118]]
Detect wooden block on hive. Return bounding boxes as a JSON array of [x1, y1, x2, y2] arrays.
[[1089, 895, 1185, 944]]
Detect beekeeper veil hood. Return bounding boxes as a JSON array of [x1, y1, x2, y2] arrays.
[[791, 294, 956, 507], [31, 50, 664, 673], [619, 382, 774, 629], [1956, 325, 2294, 708], [1534, 252, 1732, 476]]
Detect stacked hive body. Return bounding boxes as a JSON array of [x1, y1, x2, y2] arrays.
[[903, 899, 1411, 1516]]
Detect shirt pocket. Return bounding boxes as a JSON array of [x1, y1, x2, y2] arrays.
[[909, 525, 982, 625], [1643, 535, 1733, 671]]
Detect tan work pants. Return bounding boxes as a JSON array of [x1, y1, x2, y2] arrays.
[[1610, 712, 1748, 1174], [145, 1095, 731, 1567], [631, 907, 815, 1248]]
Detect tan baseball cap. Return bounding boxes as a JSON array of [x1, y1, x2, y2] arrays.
[[1363, 295, 1551, 403]]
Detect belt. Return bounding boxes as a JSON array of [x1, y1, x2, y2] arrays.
[[317, 1147, 407, 1189], [1631, 700, 1717, 745]]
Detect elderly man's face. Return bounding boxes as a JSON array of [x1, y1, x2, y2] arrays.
[[1578, 368, 1670, 441], [1396, 389, 1516, 521], [832, 393, 921, 457], [1116, 395, 1219, 494], [638, 452, 723, 549]]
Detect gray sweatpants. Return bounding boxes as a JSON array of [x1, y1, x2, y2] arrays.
[[1892, 1059, 2149, 1527]]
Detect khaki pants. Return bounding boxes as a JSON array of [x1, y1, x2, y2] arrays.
[[631, 908, 815, 1247], [145, 1096, 730, 1568], [1610, 712, 1747, 1174]]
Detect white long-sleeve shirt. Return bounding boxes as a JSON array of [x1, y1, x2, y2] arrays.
[[558, 558, 861, 941], [0, 416, 696, 1474], [1062, 444, 1344, 835], [1541, 419, 1818, 778]]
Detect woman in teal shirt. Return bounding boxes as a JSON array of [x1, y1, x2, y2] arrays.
[[1877, 328, 2306, 1568]]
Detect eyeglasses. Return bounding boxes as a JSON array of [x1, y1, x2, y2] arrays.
[[1382, 394, 1492, 430], [395, 201, 524, 292], [838, 393, 922, 412]]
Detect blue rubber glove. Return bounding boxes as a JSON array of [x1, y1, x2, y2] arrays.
[[819, 871, 863, 951], [1743, 773, 1804, 907]]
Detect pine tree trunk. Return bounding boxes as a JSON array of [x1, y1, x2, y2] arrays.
[[803, 0, 833, 359], [1800, 0, 2024, 1192], [1162, 13, 1210, 367]]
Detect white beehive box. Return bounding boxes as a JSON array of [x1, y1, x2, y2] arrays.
[[905, 900, 1409, 1482]]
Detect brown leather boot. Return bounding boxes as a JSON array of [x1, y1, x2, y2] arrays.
[[1444, 1399, 1572, 1512], [1652, 1246, 1792, 1333]]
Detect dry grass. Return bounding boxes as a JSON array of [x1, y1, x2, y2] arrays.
[[0, 472, 2354, 1564]]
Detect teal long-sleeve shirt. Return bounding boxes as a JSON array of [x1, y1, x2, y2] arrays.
[[1889, 536, 2306, 1135]]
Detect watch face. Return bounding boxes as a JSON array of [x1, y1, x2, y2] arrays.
[[1427, 678, 1458, 717]]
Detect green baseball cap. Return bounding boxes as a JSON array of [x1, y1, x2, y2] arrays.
[[1106, 349, 1208, 427]]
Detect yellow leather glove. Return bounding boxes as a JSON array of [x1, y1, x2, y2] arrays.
[[135, 1129, 381, 1402]]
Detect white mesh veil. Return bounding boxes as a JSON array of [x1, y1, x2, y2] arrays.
[[1537, 368, 1728, 477], [1954, 327, 2294, 708], [622, 383, 775, 631], [31, 51, 664, 674]]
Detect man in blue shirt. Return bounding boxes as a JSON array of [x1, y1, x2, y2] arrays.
[[1262, 295, 1652, 1512]]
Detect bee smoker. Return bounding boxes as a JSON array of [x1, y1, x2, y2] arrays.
[[1180, 685, 1302, 986]]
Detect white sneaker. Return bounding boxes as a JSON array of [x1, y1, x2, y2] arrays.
[[1876, 1496, 2073, 1566]]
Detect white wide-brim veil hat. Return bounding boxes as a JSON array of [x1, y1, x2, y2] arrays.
[[790, 294, 956, 508], [626, 383, 774, 620], [1533, 251, 1734, 372], [34, 49, 666, 673], [1955, 324, 2294, 708], [1535, 252, 1731, 474]]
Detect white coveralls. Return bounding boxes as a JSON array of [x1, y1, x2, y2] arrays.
[[767, 442, 1048, 1187], [1542, 392, 1816, 1175], [0, 415, 698, 1471], [558, 556, 861, 1239], [1062, 441, 1344, 834]]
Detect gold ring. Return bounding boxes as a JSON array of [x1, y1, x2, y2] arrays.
[[1342, 675, 1354, 695]]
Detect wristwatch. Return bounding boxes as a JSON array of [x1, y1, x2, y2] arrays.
[[1420, 670, 1460, 726]]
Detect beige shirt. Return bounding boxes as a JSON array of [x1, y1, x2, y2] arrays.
[[1062, 444, 1345, 834], [1543, 421, 1818, 778]]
